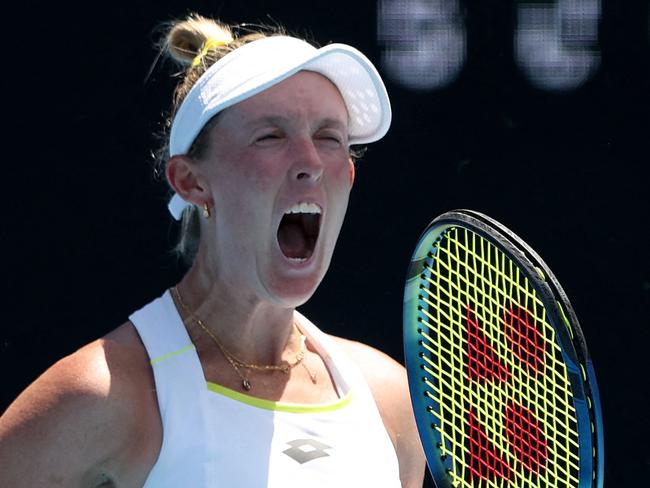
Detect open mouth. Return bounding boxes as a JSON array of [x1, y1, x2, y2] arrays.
[[277, 202, 322, 262]]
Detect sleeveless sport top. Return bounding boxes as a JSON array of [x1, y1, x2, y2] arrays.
[[129, 291, 402, 487]]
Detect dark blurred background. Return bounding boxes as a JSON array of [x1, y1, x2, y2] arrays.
[[2, 0, 649, 485]]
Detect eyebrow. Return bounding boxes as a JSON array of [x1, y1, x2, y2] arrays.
[[248, 115, 348, 131]]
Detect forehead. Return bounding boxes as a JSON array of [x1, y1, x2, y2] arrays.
[[221, 71, 349, 126]]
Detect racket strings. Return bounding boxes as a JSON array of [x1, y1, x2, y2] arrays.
[[416, 227, 581, 487]]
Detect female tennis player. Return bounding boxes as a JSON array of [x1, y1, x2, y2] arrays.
[[0, 14, 425, 487]]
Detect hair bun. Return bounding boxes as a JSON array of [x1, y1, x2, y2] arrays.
[[165, 14, 234, 66]]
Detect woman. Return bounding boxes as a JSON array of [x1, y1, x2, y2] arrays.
[[0, 14, 425, 487]]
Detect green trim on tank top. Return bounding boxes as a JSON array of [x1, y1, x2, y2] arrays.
[[149, 344, 196, 365], [206, 381, 353, 413]]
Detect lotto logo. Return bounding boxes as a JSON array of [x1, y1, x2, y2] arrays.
[[282, 439, 332, 464]]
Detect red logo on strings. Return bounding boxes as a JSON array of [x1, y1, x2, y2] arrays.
[[465, 304, 548, 482], [505, 403, 548, 473], [467, 409, 513, 480], [466, 306, 511, 383], [504, 306, 546, 375]]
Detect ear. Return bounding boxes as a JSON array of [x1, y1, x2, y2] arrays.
[[166, 155, 211, 206], [348, 158, 356, 187]]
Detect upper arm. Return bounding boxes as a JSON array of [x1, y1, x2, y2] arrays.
[[0, 343, 120, 486], [0, 327, 160, 487], [335, 338, 426, 488]]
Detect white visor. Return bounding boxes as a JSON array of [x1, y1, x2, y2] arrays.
[[167, 35, 391, 220]]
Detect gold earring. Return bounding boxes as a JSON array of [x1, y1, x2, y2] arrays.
[[203, 203, 211, 218]]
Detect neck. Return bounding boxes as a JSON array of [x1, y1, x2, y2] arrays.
[[174, 258, 300, 366]]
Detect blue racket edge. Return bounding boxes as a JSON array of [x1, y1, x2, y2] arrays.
[[403, 220, 461, 486]]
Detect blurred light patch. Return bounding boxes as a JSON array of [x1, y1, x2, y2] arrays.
[[515, 0, 601, 91], [377, 0, 466, 90]]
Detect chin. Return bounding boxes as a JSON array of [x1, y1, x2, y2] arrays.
[[263, 266, 328, 308]]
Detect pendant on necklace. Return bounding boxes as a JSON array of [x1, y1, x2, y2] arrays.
[[302, 363, 317, 383], [242, 379, 252, 391]]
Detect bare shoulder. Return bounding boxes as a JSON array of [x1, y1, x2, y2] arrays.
[[0, 322, 160, 487], [332, 337, 406, 385], [331, 337, 425, 488], [330, 337, 411, 431]]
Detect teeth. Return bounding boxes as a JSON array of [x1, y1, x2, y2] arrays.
[[288, 257, 308, 263], [285, 202, 322, 215]]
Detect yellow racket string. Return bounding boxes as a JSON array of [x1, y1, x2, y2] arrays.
[[417, 227, 581, 487]]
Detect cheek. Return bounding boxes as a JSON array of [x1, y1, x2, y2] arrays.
[[329, 156, 354, 187], [216, 154, 280, 194], [240, 165, 279, 192]]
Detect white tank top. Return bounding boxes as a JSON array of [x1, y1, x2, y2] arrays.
[[129, 291, 402, 487]]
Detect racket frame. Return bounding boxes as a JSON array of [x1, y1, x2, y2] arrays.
[[403, 210, 604, 487]]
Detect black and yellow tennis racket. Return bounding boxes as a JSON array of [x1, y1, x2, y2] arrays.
[[403, 210, 604, 488]]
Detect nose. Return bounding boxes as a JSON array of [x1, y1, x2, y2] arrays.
[[291, 138, 324, 183]]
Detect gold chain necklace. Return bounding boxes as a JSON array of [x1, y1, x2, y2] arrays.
[[171, 286, 315, 391]]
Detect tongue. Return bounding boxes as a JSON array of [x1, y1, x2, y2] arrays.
[[278, 215, 311, 259]]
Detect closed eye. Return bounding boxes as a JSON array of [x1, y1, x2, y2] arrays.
[[316, 130, 346, 146], [255, 132, 284, 144]]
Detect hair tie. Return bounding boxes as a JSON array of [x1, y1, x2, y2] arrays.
[[191, 36, 233, 68]]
